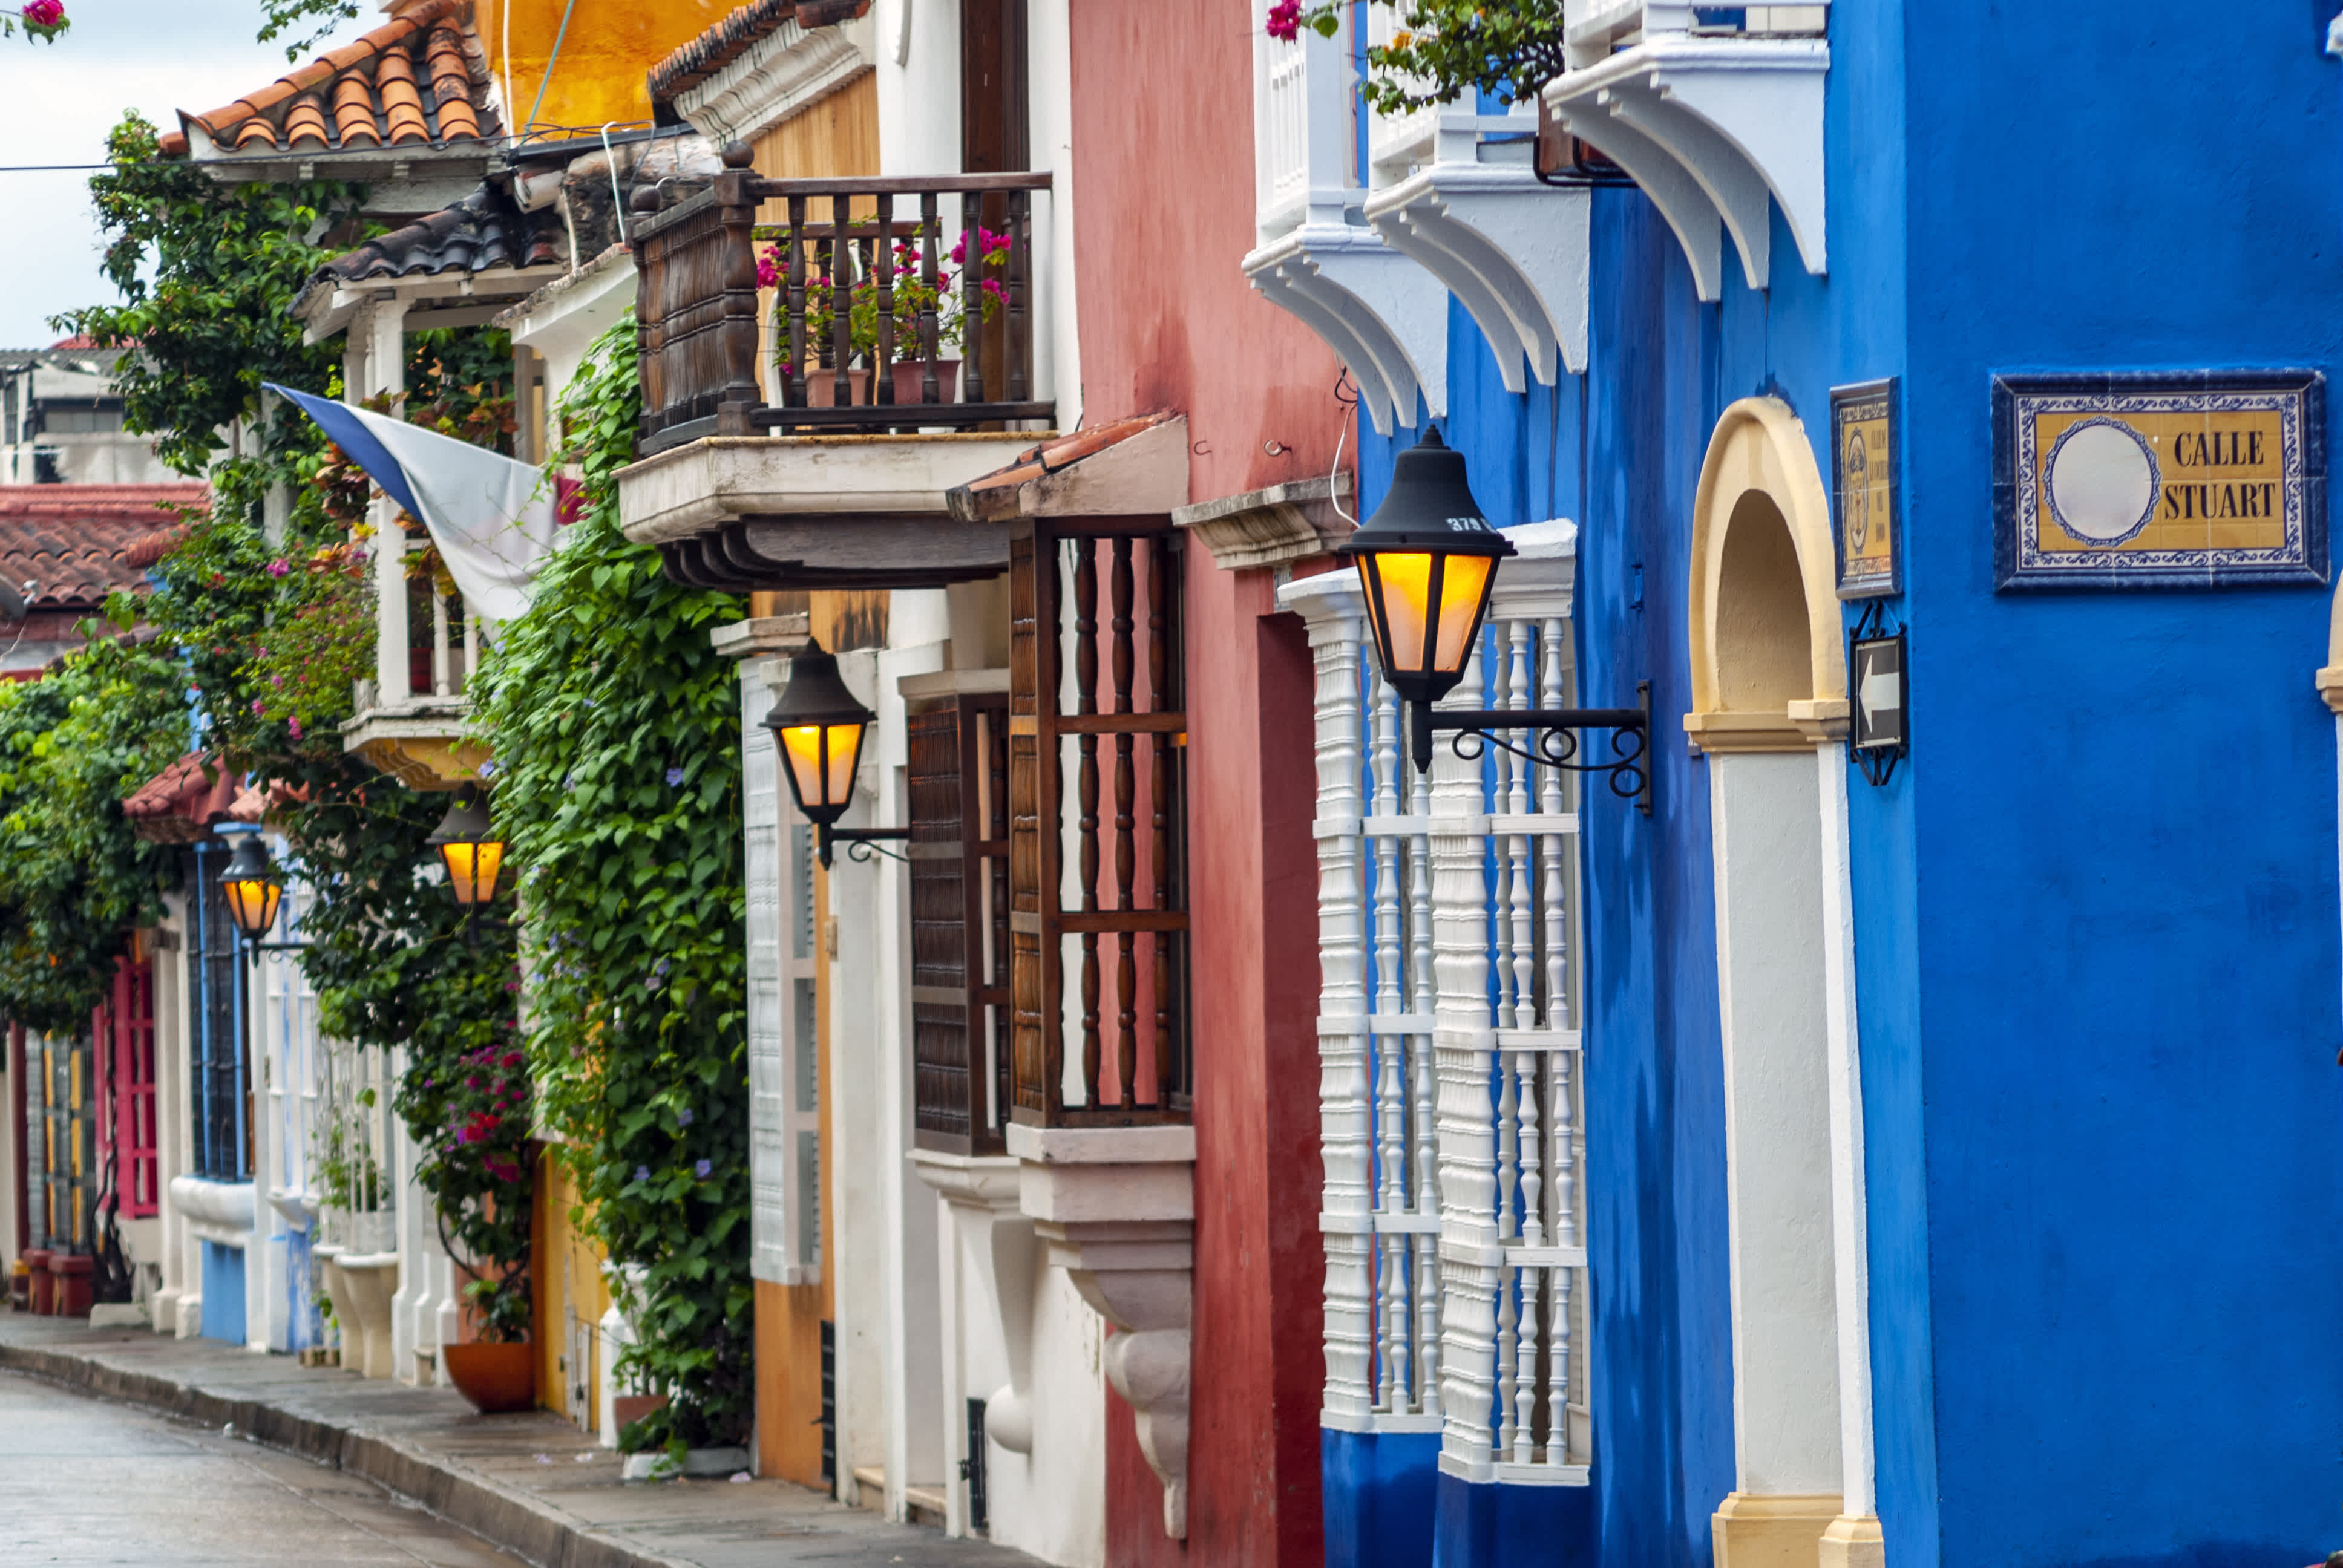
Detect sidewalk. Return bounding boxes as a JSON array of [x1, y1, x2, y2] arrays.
[[0, 1313, 1038, 1568]]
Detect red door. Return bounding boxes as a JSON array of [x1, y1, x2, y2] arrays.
[[97, 954, 158, 1218]]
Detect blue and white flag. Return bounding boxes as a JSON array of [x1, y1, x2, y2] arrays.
[[267, 382, 562, 623]]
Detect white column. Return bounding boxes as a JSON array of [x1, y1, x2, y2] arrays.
[[1277, 572, 1377, 1426], [365, 299, 410, 708]]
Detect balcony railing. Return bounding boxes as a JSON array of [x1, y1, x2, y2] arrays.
[[1565, 1, 1828, 68], [632, 145, 1054, 456]]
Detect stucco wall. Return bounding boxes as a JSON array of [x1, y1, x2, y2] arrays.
[[1067, 0, 1343, 1560]]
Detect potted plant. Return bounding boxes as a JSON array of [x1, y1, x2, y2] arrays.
[[398, 1028, 537, 1414], [758, 221, 1013, 407]]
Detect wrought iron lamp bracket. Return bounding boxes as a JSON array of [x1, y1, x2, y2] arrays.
[[819, 825, 911, 867], [1411, 680, 1654, 815]]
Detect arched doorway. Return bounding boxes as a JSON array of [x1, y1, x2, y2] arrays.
[[1686, 397, 1884, 1568]]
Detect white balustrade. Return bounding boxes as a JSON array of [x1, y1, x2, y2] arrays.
[[1566, 0, 1829, 67], [1283, 522, 1587, 1485]]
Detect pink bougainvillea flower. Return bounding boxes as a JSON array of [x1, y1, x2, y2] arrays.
[[288, 718, 303, 740], [22, 0, 62, 25], [266, 557, 290, 577], [1265, 0, 1302, 40]]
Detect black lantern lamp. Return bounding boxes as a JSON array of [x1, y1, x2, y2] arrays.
[[761, 641, 909, 867], [218, 831, 284, 946], [425, 785, 506, 907], [1340, 425, 1653, 809]]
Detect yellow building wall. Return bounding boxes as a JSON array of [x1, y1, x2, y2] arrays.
[[531, 1143, 612, 1427], [482, 0, 736, 139]]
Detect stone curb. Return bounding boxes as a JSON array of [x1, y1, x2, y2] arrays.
[[0, 1336, 689, 1568]]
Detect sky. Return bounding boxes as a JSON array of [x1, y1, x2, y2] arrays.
[[0, 0, 376, 348]]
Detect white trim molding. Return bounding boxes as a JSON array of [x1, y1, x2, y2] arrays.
[[1365, 110, 1590, 391], [1542, 5, 1828, 301]]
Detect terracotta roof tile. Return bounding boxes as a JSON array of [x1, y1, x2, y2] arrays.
[[173, 0, 497, 158], [942, 413, 1184, 524], [312, 181, 561, 289], [378, 49, 428, 145], [122, 753, 243, 843], [0, 485, 209, 610], [284, 93, 329, 149], [427, 27, 479, 140]]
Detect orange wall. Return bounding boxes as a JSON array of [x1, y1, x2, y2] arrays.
[[482, 0, 736, 138]]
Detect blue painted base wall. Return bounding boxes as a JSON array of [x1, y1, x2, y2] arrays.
[[199, 1240, 244, 1345], [1432, 1470, 1594, 1567], [1323, 1428, 1439, 1568]]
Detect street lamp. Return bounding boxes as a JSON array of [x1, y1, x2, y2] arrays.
[[425, 785, 506, 906], [1338, 425, 1651, 808], [761, 641, 908, 867], [218, 832, 284, 947]]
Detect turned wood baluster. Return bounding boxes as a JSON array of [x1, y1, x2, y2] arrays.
[[919, 193, 942, 405], [961, 192, 986, 407], [873, 191, 895, 407], [1112, 537, 1136, 1112], [1008, 188, 1031, 404], [1075, 539, 1100, 1107], [1149, 537, 1172, 1101], [829, 193, 853, 408], [786, 195, 808, 408]]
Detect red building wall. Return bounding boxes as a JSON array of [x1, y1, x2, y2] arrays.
[[1070, 0, 1346, 1560]]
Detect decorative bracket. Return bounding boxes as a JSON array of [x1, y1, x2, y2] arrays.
[[1245, 218, 1449, 437], [1542, 34, 1828, 301], [1009, 1123, 1196, 1538], [1365, 111, 1590, 391]]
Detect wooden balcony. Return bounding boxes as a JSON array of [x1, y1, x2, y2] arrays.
[[631, 145, 1054, 456], [342, 523, 489, 792]]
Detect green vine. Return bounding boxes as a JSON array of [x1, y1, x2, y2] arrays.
[[474, 315, 755, 1451], [1272, 0, 1568, 113]]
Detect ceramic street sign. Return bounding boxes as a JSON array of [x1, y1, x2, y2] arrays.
[[1993, 370, 2327, 590], [1833, 379, 1901, 599]]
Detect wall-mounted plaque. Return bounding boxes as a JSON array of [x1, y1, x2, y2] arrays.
[[1993, 370, 2326, 590], [1833, 379, 1901, 598]]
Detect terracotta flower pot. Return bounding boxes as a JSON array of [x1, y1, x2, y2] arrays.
[[50, 1254, 93, 1318], [442, 1341, 537, 1414], [889, 359, 961, 409], [24, 1249, 51, 1315], [799, 368, 870, 408]]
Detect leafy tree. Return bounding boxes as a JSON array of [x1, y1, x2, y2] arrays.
[[1272, 0, 1567, 113], [258, 0, 357, 62]]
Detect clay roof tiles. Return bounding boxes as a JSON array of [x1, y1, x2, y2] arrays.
[[313, 182, 562, 289], [171, 0, 498, 159], [122, 753, 244, 843], [0, 485, 210, 609]]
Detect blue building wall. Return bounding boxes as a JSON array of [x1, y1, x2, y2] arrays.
[[1326, 7, 2343, 1566], [1899, 8, 2343, 1565], [199, 1238, 245, 1345]]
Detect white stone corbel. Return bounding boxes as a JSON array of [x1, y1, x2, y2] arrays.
[[1543, 31, 1828, 300], [1009, 1122, 1195, 1538], [1365, 111, 1590, 391], [1246, 222, 1448, 436]]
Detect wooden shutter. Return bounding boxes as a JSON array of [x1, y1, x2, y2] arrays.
[[1008, 521, 1191, 1126], [909, 692, 1012, 1154]]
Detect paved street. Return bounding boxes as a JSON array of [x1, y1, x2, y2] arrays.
[[0, 1368, 523, 1566]]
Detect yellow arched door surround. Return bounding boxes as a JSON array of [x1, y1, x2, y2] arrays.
[[1688, 394, 1886, 1567], [1686, 396, 1849, 752]]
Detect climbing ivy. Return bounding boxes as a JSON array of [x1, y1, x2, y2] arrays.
[[474, 315, 755, 1451]]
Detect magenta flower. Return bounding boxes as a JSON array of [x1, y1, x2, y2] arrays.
[[266, 557, 290, 578], [250, 698, 264, 713], [288, 717, 303, 740], [1266, 0, 1301, 40], [22, 0, 62, 25]]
